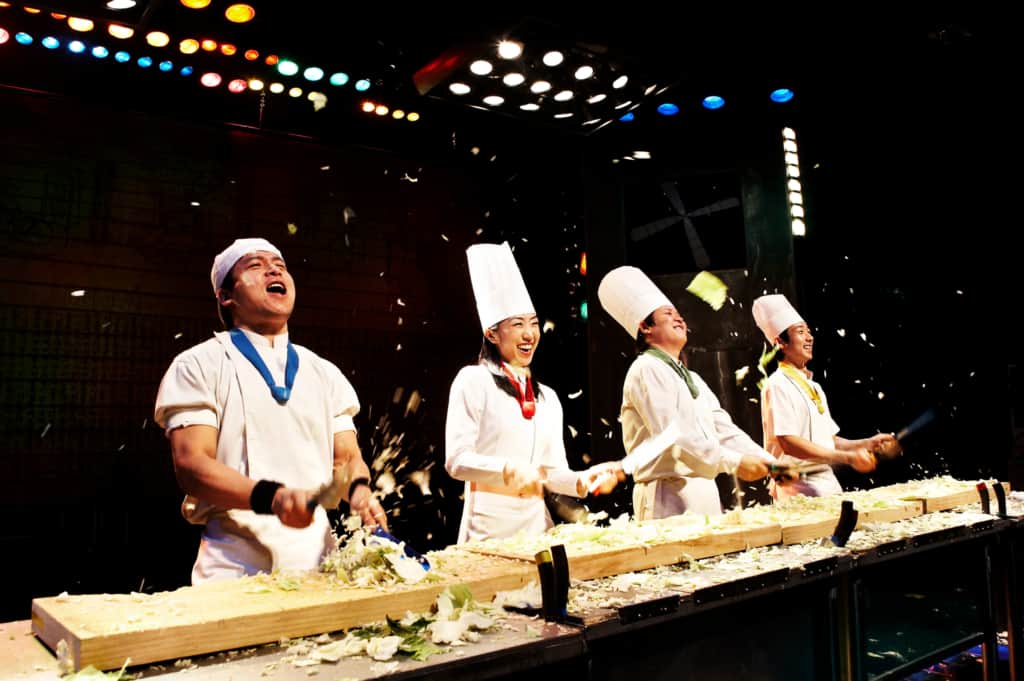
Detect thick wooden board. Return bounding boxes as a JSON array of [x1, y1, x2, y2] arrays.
[[872, 480, 1010, 514], [775, 500, 922, 545], [780, 516, 837, 545], [918, 482, 1011, 514], [31, 551, 534, 672], [856, 501, 923, 526], [465, 524, 782, 582]]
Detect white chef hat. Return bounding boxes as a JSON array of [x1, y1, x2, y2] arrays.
[[466, 242, 536, 331], [210, 238, 283, 294], [597, 266, 672, 338], [752, 294, 804, 343]]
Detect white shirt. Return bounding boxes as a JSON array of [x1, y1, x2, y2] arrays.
[[445, 363, 580, 542], [761, 366, 842, 497], [154, 328, 360, 581], [621, 352, 766, 482]]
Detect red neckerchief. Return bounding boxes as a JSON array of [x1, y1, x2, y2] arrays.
[[500, 362, 536, 419]]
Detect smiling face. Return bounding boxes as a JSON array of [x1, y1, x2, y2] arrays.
[[779, 322, 814, 368], [485, 314, 540, 368], [220, 250, 295, 334], [640, 305, 688, 355]]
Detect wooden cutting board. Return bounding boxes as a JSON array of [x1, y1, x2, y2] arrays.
[[912, 481, 1010, 514], [777, 500, 922, 545], [31, 551, 534, 672], [464, 523, 783, 582]]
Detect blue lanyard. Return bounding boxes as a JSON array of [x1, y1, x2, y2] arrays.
[[229, 328, 299, 403]]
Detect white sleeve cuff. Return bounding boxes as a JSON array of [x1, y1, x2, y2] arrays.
[[164, 409, 218, 435], [333, 414, 356, 433]]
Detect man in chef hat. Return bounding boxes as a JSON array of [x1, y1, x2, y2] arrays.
[[753, 293, 894, 500], [597, 266, 772, 519], [154, 237, 386, 583], [445, 242, 622, 542]]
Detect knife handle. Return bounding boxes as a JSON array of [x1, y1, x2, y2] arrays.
[[976, 482, 991, 514], [830, 500, 858, 547], [550, 544, 570, 621], [535, 549, 558, 621], [992, 482, 1008, 517]]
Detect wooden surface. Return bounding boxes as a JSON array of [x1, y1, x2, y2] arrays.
[[856, 501, 923, 526], [27, 478, 1010, 672], [464, 523, 782, 581], [779, 516, 837, 545], [8, 614, 584, 681], [31, 552, 535, 672]]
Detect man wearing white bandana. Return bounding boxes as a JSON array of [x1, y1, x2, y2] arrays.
[[598, 266, 772, 520], [753, 294, 894, 500], [154, 238, 386, 583], [445, 242, 622, 542]]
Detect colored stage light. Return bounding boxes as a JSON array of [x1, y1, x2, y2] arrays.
[[702, 96, 725, 110]]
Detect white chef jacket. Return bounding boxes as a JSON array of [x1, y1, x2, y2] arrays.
[[761, 366, 843, 499], [445, 362, 581, 543], [154, 328, 360, 583], [621, 352, 768, 520]]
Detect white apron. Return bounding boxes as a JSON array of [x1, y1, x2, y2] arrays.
[[633, 476, 722, 520], [192, 331, 336, 582], [457, 488, 551, 544]]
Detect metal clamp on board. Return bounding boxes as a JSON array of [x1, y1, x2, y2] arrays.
[[976, 482, 991, 514], [991, 482, 1008, 518], [827, 499, 858, 547], [535, 545, 570, 622]]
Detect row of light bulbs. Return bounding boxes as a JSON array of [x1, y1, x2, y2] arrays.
[[1, 3, 366, 91], [2, 27, 423, 122], [782, 127, 806, 236]]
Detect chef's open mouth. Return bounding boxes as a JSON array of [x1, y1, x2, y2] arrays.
[[267, 283, 287, 294], [517, 344, 533, 352]]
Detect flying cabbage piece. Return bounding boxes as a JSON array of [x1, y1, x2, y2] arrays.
[[686, 271, 728, 310]]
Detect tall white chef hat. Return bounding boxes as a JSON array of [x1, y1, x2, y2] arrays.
[[597, 266, 672, 338], [752, 294, 804, 343], [466, 242, 536, 331], [210, 238, 283, 294]]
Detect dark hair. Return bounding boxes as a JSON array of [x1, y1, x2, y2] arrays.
[[634, 312, 656, 353], [477, 330, 543, 400], [777, 328, 790, 345], [216, 270, 236, 329]]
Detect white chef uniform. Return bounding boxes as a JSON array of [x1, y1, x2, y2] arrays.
[[445, 242, 581, 543], [599, 266, 770, 520], [753, 293, 843, 499], [154, 327, 360, 582], [761, 368, 843, 498], [446, 363, 580, 542]]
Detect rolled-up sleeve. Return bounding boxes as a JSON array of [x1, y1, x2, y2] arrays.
[[444, 368, 507, 486], [154, 355, 219, 434]]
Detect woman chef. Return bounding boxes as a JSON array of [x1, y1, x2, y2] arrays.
[[445, 242, 622, 542]]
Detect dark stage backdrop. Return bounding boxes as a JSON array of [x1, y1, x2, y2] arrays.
[[1, 33, 1017, 624], [0, 87, 593, 621]]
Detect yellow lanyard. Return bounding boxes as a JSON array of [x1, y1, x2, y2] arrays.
[[778, 361, 825, 415]]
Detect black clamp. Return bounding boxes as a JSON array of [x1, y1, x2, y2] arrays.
[[991, 482, 1008, 518], [829, 499, 858, 547], [535, 544, 570, 622], [976, 482, 991, 515]]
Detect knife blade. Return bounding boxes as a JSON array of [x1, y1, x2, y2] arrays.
[[586, 421, 683, 494], [305, 474, 346, 512], [621, 421, 684, 476]]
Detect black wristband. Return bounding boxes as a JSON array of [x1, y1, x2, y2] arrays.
[[348, 477, 371, 500], [250, 479, 283, 515]]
